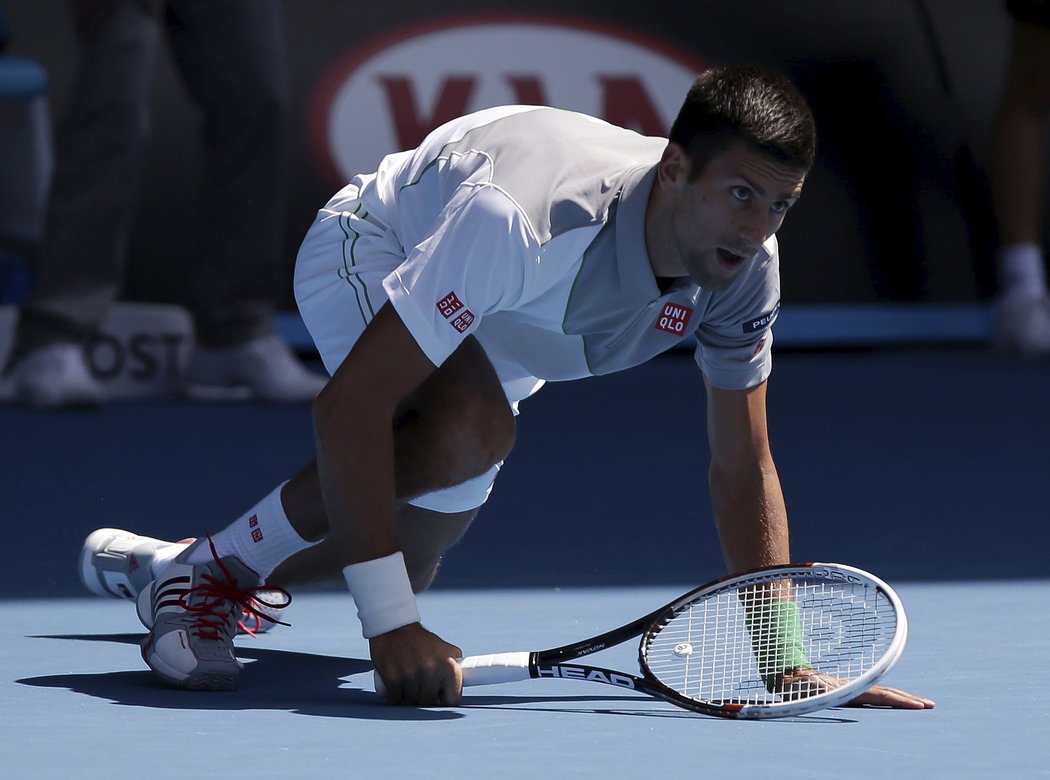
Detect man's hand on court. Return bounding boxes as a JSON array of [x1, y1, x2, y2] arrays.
[[778, 668, 936, 710], [371, 623, 463, 706], [845, 683, 936, 709]]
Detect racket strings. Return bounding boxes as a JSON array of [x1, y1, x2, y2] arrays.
[[642, 577, 898, 707]]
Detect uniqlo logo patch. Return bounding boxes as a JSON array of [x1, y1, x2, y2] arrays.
[[436, 292, 464, 319], [654, 303, 693, 335], [249, 514, 263, 543], [450, 309, 475, 333]]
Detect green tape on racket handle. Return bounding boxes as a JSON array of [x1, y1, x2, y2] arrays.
[[744, 599, 811, 691]]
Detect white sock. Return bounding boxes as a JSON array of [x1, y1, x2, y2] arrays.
[[182, 481, 317, 581], [999, 243, 1047, 302], [150, 541, 190, 579]]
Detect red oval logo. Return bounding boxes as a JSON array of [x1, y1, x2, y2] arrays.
[[309, 13, 708, 186]]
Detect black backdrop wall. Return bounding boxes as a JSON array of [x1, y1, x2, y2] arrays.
[[1, 1, 1028, 310]]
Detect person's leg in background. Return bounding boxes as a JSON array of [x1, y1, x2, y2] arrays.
[[8, 0, 160, 406], [992, 2, 1050, 355], [163, 0, 326, 401]]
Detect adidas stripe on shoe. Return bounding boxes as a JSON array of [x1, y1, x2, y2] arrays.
[[79, 527, 288, 635], [137, 539, 290, 691]]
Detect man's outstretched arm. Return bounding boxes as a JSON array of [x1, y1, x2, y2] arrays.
[[703, 378, 934, 710]]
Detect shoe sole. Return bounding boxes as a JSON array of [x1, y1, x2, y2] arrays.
[[140, 637, 240, 691], [138, 583, 241, 691]]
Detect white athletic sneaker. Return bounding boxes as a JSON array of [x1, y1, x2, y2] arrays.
[[185, 333, 327, 402], [996, 296, 1050, 356], [79, 528, 286, 635], [11, 343, 103, 408], [79, 528, 189, 601], [137, 538, 290, 690]]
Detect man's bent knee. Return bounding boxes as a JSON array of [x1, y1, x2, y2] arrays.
[[399, 505, 478, 593], [394, 337, 515, 494]]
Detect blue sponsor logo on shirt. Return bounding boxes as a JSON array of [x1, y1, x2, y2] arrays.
[[743, 300, 780, 334]]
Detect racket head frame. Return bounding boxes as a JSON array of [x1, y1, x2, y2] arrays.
[[632, 561, 910, 719]]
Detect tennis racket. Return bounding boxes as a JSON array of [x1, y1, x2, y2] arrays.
[[377, 562, 908, 719]]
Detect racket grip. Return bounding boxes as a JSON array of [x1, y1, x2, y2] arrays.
[[460, 652, 532, 686], [372, 651, 531, 696]]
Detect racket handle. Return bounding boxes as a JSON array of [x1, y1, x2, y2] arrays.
[[372, 651, 532, 696], [460, 652, 531, 686]]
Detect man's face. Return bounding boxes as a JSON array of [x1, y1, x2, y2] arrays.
[[659, 142, 807, 291]]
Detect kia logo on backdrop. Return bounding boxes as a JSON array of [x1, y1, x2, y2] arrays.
[[309, 14, 708, 185]]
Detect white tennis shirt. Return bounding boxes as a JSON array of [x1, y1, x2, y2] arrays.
[[349, 105, 781, 400]]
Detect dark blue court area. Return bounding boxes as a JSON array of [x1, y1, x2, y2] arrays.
[[2, 347, 1049, 777]]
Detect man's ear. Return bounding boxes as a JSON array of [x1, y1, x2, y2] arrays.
[[657, 142, 691, 192]]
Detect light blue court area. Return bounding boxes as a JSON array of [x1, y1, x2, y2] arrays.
[[2, 347, 1049, 777], [2, 582, 1048, 779]]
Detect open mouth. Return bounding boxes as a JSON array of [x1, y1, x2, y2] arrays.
[[716, 248, 747, 271]]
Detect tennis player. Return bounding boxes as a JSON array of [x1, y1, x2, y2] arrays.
[[80, 66, 935, 710]]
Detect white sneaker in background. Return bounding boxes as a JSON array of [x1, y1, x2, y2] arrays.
[[995, 296, 1050, 357], [11, 343, 104, 408], [185, 333, 327, 402]]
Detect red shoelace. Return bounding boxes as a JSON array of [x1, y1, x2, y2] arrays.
[[177, 537, 292, 640]]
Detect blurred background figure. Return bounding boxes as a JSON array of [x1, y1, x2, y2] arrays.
[[0, 4, 49, 306], [992, 0, 1050, 355], [4, 0, 326, 407]]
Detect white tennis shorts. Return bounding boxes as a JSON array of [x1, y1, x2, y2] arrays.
[[293, 187, 537, 513]]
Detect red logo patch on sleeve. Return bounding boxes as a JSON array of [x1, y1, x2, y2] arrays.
[[654, 303, 693, 335], [450, 309, 476, 333], [436, 292, 464, 319]]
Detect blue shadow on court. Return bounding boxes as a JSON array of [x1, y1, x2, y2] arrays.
[[19, 632, 861, 724]]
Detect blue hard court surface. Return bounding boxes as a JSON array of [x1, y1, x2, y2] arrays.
[[2, 348, 1049, 777]]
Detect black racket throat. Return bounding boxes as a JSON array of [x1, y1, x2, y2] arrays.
[[535, 611, 656, 665], [525, 605, 732, 714]]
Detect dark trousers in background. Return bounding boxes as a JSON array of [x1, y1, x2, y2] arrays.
[[18, 0, 290, 353]]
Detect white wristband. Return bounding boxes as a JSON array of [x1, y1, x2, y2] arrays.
[[342, 552, 420, 639]]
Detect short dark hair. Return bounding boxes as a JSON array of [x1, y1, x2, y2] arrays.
[[669, 66, 816, 177]]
